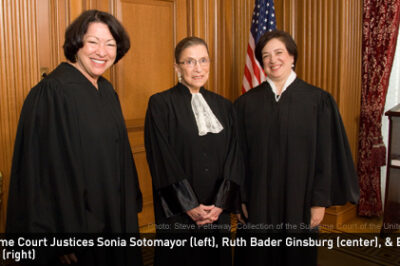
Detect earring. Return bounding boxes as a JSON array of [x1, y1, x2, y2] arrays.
[[178, 73, 182, 82]]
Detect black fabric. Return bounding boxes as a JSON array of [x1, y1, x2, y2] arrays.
[[214, 179, 241, 213], [6, 62, 143, 265], [234, 78, 360, 266], [144, 83, 243, 266], [159, 179, 199, 218]]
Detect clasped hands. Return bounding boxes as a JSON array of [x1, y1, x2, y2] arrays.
[[186, 204, 223, 226]]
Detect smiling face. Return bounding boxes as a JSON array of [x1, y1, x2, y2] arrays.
[[175, 44, 210, 93], [261, 38, 294, 83], [73, 22, 117, 84]]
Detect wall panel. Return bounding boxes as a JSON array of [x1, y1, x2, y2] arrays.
[[338, 0, 362, 160], [116, 0, 175, 120], [0, 0, 40, 230]]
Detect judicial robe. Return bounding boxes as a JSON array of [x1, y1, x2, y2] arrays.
[[234, 78, 360, 266], [6, 63, 143, 265], [145, 83, 243, 266]]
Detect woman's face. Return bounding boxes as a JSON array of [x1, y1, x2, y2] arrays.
[[261, 38, 294, 83], [74, 22, 117, 82], [175, 44, 210, 92]]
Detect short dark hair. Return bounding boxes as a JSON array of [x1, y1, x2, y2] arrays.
[[175, 37, 209, 63], [63, 10, 130, 64], [255, 30, 297, 69]]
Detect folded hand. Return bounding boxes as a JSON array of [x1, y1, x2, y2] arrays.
[[186, 204, 223, 226], [310, 206, 325, 228]]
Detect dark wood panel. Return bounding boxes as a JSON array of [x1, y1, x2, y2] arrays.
[[115, 0, 176, 120], [0, 0, 41, 231]]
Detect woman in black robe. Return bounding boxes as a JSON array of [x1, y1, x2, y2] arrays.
[[145, 37, 243, 266], [234, 30, 360, 265], [6, 10, 142, 265]]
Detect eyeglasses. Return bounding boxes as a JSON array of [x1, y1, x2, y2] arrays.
[[178, 58, 210, 67]]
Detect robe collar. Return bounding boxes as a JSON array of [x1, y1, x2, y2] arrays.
[[61, 62, 106, 91], [266, 70, 297, 102], [176, 82, 206, 96]]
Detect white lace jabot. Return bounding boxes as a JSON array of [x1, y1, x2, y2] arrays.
[[191, 93, 224, 136]]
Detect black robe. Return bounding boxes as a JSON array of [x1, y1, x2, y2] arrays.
[[144, 83, 243, 266], [6, 63, 143, 265], [234, 78, 360, 266]]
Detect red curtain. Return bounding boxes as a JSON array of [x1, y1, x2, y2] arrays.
[[358, 0, 400, 216]]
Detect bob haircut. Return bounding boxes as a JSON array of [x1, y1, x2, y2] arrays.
[[175, 36, 209, 63], [63, 9, 130, 64], [255, 30, 298, 69]]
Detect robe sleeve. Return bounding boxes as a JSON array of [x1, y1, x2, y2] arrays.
[[144, 94, 199, 218], [234, 98, 249, 204], [311, 92, 360, 207], [126, 140, 143, 213], [113, 91, 143, 214], [6, 79, 99, 234], [213, 104, 244, 213]]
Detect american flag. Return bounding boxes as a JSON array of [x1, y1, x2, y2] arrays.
[[242, 0, 276, 93]]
